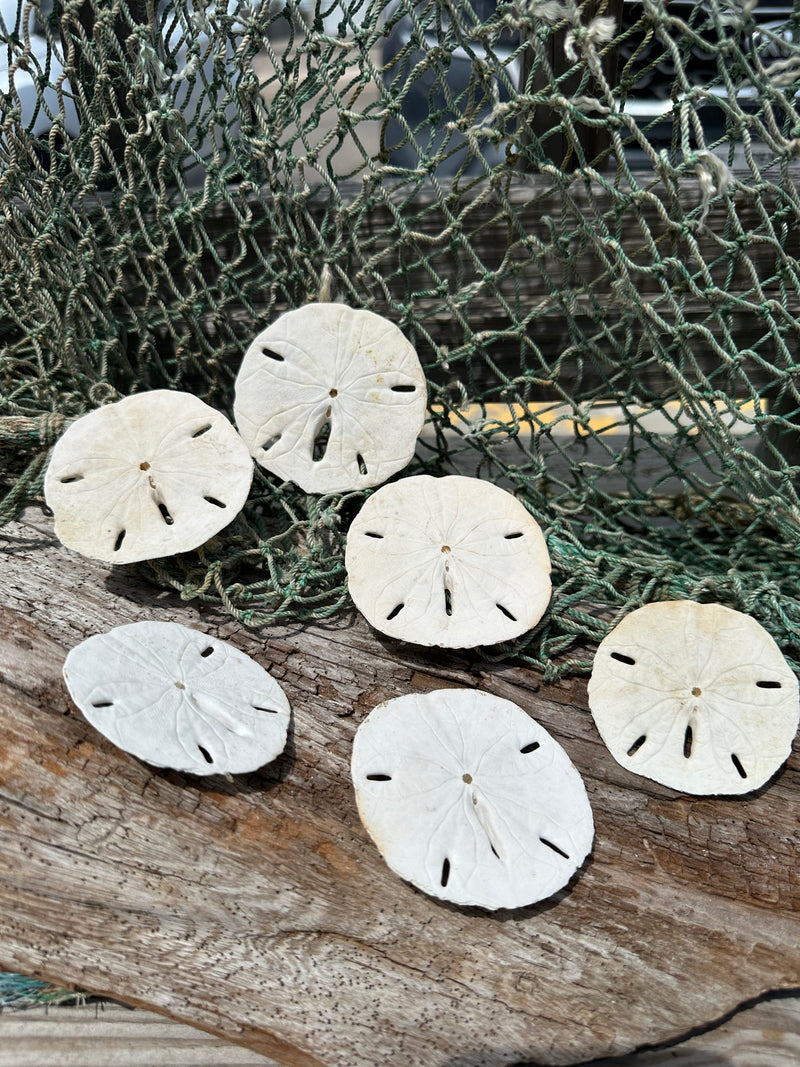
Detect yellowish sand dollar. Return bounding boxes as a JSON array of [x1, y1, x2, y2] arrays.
[[44, 390, 253, 564], [588, 600, 800, 795], [233, 303, 426, 493]]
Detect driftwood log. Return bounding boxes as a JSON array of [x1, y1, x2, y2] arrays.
[[2, 509, 800, 1067]]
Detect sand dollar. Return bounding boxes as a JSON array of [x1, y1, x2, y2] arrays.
[[63, 621, 291, 776], [233, 303, 426, 493], [44, 390, 253, 563], [345, 475, 551, 648], [352, 688, 594, 910], [588, 600, 800, 795]]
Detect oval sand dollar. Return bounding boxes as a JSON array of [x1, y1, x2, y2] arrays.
[[63, 621, 291, 776], [588, 600, 800, 795], [352, 688, 594, 910], [233, 303, 426, 493]]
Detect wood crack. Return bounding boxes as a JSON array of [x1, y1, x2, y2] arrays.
[[0, 795, 65, 823], [586, 986, 800, 1065]]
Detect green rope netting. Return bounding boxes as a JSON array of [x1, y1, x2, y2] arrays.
[[3, 0, 800, 677], [0, 971, 87, 1008]]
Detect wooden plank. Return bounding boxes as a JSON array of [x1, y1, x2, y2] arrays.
[[0, 1004, 276, 1066], [9, 170, 798, 404], [2, 510, 800, 1066], [2, 996, 800, 1067], [119, 172, 800, 399]]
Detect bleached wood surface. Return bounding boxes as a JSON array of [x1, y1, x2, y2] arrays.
[[2, 509, 800, 1066]]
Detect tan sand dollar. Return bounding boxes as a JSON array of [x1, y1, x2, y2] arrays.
[[345, 474, 551, 648], [588, 600, 800, 795], [63, 621, 291, 776], [352, 688, 594, 910], [233, 303, 426, 493], [44, 390, 253, 564]]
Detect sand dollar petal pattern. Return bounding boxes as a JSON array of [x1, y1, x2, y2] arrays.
[[44, 390, 253, 564], [587, 600, 800, 795], [63, 621, 291, 776], [345, 475, 551, 648], [352, 689, 594, 910], [233, 303, 427, 493]]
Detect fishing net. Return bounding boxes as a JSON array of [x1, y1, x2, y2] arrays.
[[2, 0, 800, 677], [0, 971, 88, 1008]]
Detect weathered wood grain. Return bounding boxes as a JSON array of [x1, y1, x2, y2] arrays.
[[2, 510, 800, 1066]]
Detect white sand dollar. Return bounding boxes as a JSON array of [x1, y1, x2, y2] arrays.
[[345, 475, 551, 648], [352, 688, 594, 910], [44, 390, 253, 563], [233, 303, 426, 493], [63, 621, 291, 776], [588, 600, 800, 795]]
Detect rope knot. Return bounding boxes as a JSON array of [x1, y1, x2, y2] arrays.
[[39, 412, 67, 447], [692, 151, 734, 228], [564, 16, 617, 63]]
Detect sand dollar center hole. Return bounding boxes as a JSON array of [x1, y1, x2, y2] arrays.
[[692, 687, 702, 697], [139, 461, 150, 470]]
